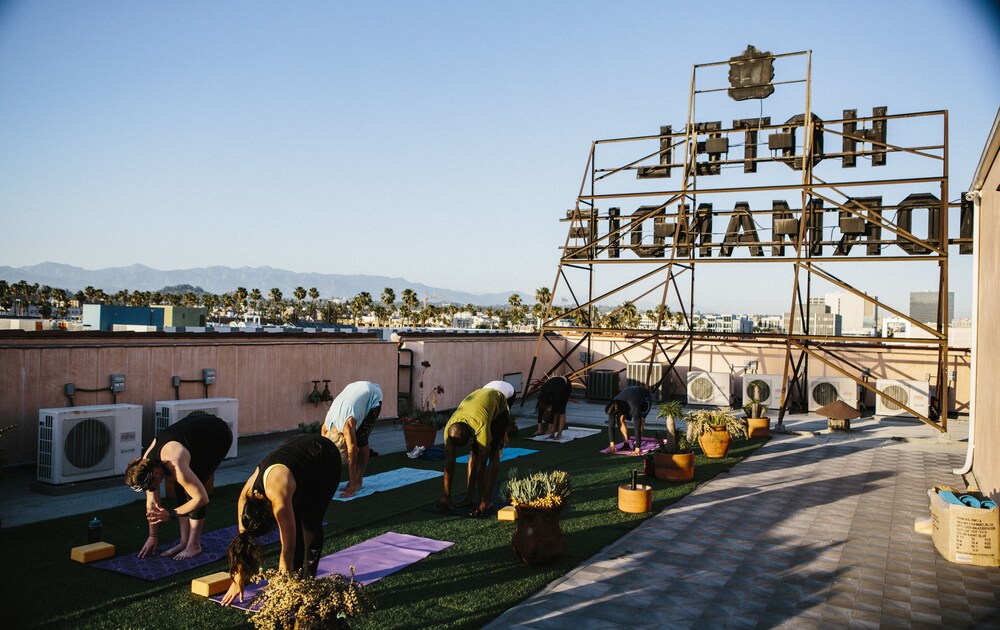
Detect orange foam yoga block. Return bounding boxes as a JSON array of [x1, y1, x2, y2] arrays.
[[70, 542, 115, 563], [191, 571, 233, 597]]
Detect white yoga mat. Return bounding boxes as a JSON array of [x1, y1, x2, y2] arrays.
[[333, 467, 443, 502]]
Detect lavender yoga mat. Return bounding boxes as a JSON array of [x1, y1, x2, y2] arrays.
[[214, 532, 453, 611], [600, 437, 661, 456], [90, 524, 280, 581], [455, 447, 537, 464]]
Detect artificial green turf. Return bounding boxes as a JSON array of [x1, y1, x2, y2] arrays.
[[5, 431, 765, 629]]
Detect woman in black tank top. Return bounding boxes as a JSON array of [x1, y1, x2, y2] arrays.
[[123, 413, 232, 560], [221, 433, 341, 606]]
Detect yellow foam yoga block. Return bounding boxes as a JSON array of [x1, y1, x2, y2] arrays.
[[191, 571, 233, 597], [498, 506, 517, 521], [70, 542, 115, 563]]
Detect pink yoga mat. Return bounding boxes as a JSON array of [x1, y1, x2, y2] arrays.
[[214, 532, 453, 610]]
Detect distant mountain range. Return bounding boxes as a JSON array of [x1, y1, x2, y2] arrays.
[[0, 262, 531, 306]]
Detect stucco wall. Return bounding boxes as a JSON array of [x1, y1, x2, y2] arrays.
[[973, 158, 1000, 500]]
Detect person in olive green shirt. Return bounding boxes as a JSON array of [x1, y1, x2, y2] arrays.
[[436, 387, 511, 516]]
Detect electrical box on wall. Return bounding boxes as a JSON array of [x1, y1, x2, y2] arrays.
[[202, 368, 216, 385], [110, 374, 126, 394]]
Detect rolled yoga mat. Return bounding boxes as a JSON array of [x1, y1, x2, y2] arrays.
[[212, 532, 454, 611]]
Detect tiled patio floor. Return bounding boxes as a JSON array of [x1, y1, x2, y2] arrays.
[[486, 409, 1000, 629]]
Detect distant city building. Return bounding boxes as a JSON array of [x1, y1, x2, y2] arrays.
[[756, 315, 784, 332], [910, 291, 953, 324], [824, 291, 878, 336], [784, 302, 841, 336], [701, 313, 752, 334], [150, 305, 208, 327]]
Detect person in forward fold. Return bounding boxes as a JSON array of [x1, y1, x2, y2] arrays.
[[123, 413, 233, 560], [606, 386, 653, 455], [221, 432, 342, 606], [321, 381, 382, 498], [534, 375, 572, 439], [436, 385, 512, 517]]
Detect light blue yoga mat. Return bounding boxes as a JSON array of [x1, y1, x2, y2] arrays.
[[333, 467, 443, 502], [456, 447, 538, 464]]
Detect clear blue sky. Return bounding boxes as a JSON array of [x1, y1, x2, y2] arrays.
[[1, 1, 997, 315]]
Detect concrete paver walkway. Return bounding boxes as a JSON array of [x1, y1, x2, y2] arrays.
[[487, 408, 1000, 629]]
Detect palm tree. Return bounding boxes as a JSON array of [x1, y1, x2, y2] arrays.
[[249, 288, 263, 317], [380, 287, 395, 321], [401, 288, 418, 325], [508, 293, 525, 329], [293, 286, 307, 321], [308, 287, 320, 321], [350, 291, 373, 326], [235, 287, 249, 319], [533, 286, 552, 327], [620, 301, 640, 329]]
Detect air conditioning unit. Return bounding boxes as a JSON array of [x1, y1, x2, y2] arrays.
[[155, 398, 238, 459], [807, 376, 859, 412], [627, 362, 667, 401], [742, 374, 787, 408], [874, 379, 930, 419], [686, 371, 731, 406], [37, 404, 143, 485], [587, 370, 620, 401]]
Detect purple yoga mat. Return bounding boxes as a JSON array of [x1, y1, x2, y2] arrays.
[[214, 532, 453, 611], [90, 524, 280, 581], [600, 437, 661, 456]]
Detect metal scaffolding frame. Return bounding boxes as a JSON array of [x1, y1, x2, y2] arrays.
[[524, 47, 970, 433]]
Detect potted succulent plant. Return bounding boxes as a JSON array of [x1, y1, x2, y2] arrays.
[[743, 379, 771, 438], [399, 360, 446, 451], [655, 399, 684, 453], [685, 408, 747, 458], [247, 567, 375, 630], [503, 468, 571, 566]]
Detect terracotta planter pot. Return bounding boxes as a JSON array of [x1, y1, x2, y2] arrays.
[[511, 506, 564, 565], [698, 426, 732, 458], [402, 423, 438, 451], [653, 451, 694, 481], [747, 417, 770, 438], [618, 484, 653, 513]]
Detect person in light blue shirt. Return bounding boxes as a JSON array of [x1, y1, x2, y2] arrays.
[[322, 381, 382, 498]]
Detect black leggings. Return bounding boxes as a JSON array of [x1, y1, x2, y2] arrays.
[[292, 452, 342, 577]]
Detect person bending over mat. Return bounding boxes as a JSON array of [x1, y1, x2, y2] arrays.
[[321, 380, 382, 498], [535, 375, 572, 439], [124, 412, 233, 560], [436, 387, 511, 517], [222, 433, 342, 606], [606, 386, 653, 455]]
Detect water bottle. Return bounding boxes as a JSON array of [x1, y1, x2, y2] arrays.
[[88, 516, 103, 543]]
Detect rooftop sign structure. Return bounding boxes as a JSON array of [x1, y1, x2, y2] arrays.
[[528, 46, 971, 431]]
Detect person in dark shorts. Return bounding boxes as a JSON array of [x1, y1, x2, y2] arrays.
[[436, 387, 510, 517], [535, 375, 572, 439], [221, 433, 342, 606], [321, 381, 382, 498], [124, 413, 233, 560], [606, 386, 653, 455]]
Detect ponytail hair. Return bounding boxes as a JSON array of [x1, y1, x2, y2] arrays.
[[226, 494, 275, 579]]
